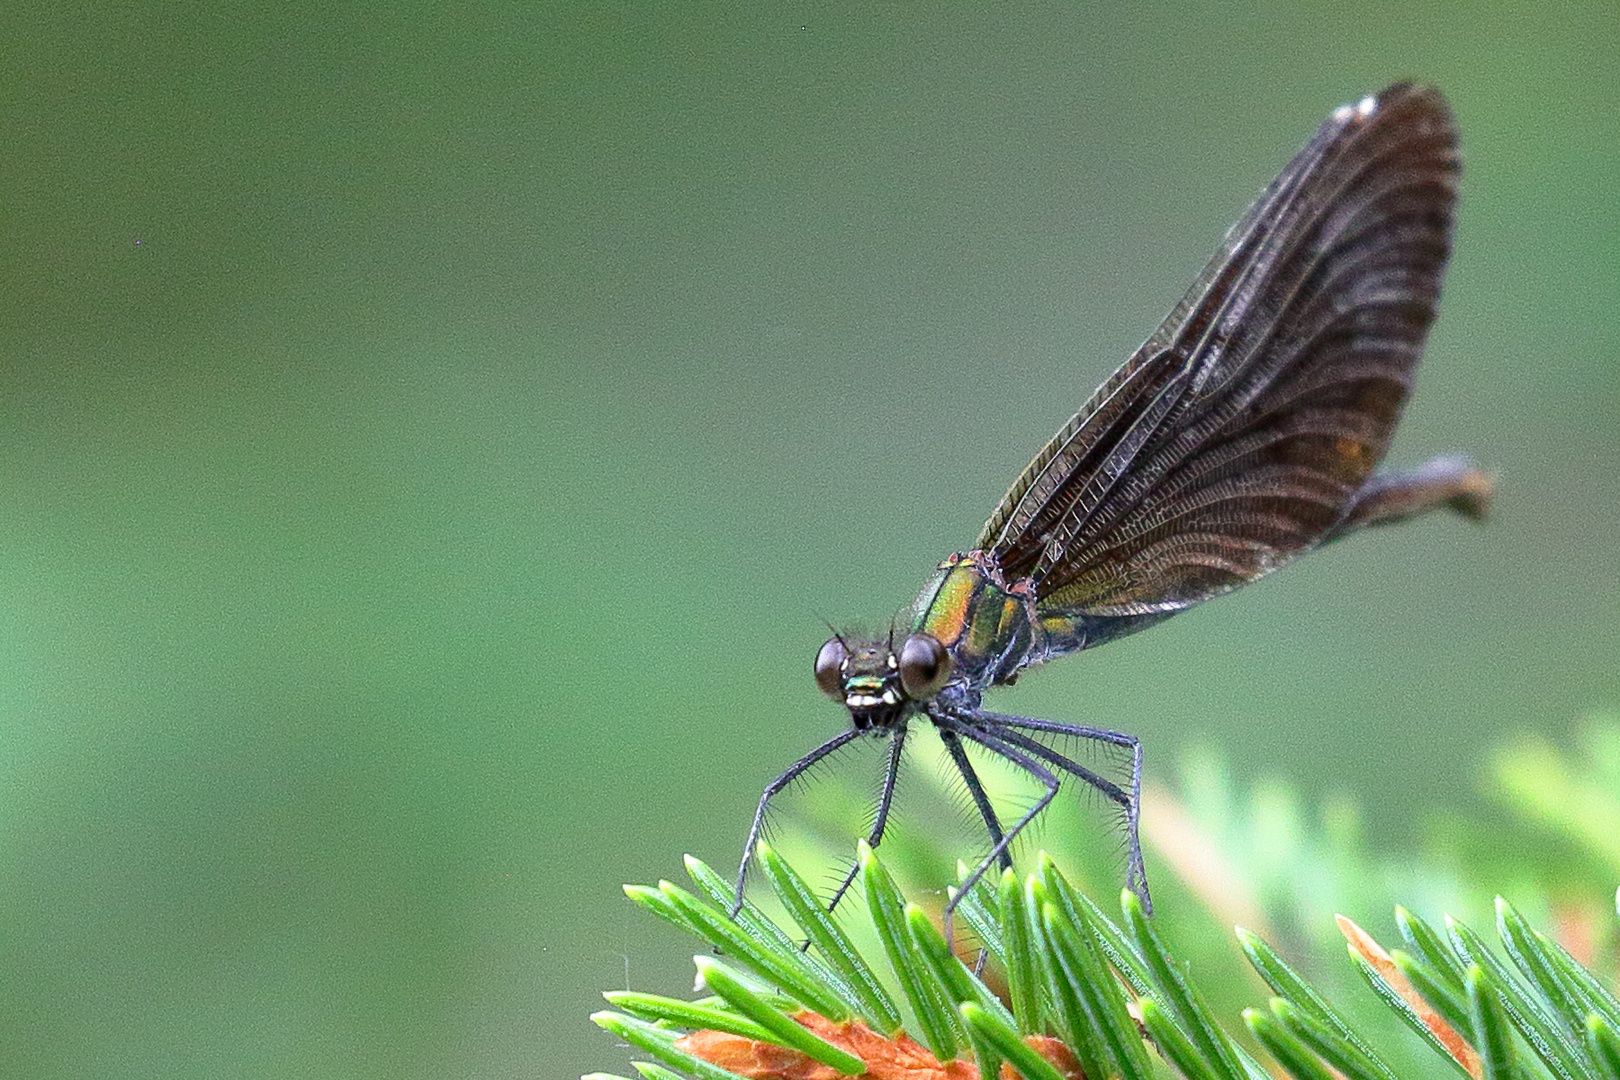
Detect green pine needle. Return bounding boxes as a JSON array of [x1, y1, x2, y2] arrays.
[[630, 1065, 694, 1080], [1140, 996, 1230, 1080], [999, 866, 1043, 1034], [592, 1010, 760, 1080], [1392, 949, 1474, 1041], [1238, 925, 1393, 1079], [1270, 996, 1400, 1080], [1124, 885, 1251, 1080], [1585, 1014, 1620, 1080], [693, 956, 867, 1076], [756, 842, 901, 1033], [1396, 906, 1470, 991], [859, 840, 964, 1059], [601, 991, 776, 1043], [1246, 1005, 1341, 1080], [960, 1002, 1067, 1080], [1467, 965, 1520, 1080]]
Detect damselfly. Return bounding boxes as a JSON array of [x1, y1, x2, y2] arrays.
[[734, 82, 1490, 920]]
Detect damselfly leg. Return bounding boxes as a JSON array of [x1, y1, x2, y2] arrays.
[[823, 726, 908, 912], [936, 709, 1148, 917], [731, 727, 865, 917]]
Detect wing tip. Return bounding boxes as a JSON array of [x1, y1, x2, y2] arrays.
[[1322, 82, 1454, 143]]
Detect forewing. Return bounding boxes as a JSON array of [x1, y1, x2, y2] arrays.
[[976, 83, 1459, 615]]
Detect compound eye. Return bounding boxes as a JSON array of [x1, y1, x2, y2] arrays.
[[897, 633, 951, 700], [814, 638, 849, 700]]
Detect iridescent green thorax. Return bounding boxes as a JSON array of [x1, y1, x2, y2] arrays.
[[909, 552, 1033, 687], [908, 550, 1166, 688]]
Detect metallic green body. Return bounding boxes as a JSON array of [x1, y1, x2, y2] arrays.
[[909, 551, 1168, 690]]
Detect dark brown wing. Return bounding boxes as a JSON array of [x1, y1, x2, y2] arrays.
[[976, 83, 1459, 616]]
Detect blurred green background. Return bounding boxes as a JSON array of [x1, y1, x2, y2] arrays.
[[0, 2, 1614, 1077]]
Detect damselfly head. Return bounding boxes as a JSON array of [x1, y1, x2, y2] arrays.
[[814, 632, 953, 729]]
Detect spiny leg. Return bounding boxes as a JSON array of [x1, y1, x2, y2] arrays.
[[825, 725, 907, 913], [966, 709, 1147, 907], [982, 722, 1149, 912], [937, 726, 1008, 974], [970, 710, 1139, 751], [989, 727, 1128, 803], [732, 726, 865, 916], [933, 716, 1061, 930], [1125, 733, 1145, 909], [937, 726, 1010, 875]]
